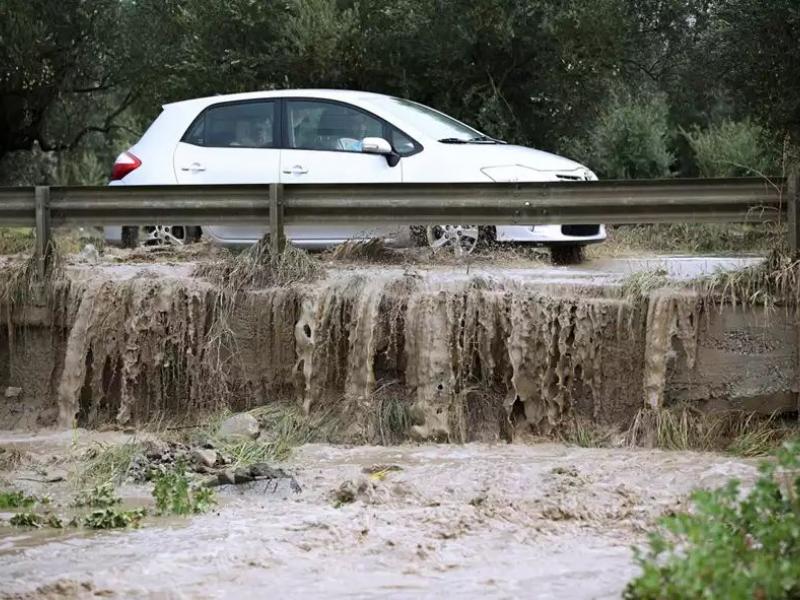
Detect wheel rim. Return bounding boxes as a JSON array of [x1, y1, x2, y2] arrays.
[[426, 225, 479, 256], [143, 225, 187, 246]]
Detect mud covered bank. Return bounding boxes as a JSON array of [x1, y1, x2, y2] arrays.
[[0, 260, 795, 439]]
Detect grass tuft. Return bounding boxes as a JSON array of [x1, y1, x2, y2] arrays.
[[620, 268, 670, 301], [76, 440, 143, 489], [625, 404, 796, 455], [328, 238, 397, 262]]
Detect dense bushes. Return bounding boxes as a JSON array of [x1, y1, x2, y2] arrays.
[[565, 94, 674, 179], [683, 120, 778, 178], [625, 439, 800, 599]]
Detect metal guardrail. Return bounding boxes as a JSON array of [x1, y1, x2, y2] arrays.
[[0, 174, 796, 277]]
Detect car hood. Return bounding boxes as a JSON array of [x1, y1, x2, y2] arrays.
[[449, 143, 587, 173]]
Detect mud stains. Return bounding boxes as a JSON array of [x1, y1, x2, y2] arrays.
[[0, 267, 726, 438]]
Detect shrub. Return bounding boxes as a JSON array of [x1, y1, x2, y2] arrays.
[[152, 463, 216, 516], [565, 93, 674, 179], [0, 490, 38, 509], [83, 507, 146, 530], [625, 439, 800, 599], [682, 119, 778, 178]]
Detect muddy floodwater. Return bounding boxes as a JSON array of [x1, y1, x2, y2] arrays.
[[0, 441, 758, 599]]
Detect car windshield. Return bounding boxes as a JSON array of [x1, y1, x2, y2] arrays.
[[369, 96, 492, 142]]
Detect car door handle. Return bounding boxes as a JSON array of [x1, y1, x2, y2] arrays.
[[180, 162, 206, 173], [282, 165, 308, 175]]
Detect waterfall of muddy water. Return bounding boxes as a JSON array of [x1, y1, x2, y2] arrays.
[[643, 290, 701, 409], [0, 265, 709, 436]]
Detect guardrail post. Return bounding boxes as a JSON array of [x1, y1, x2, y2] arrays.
[[269, 183, 285, 255], [34, 185, 52, 279], [788, 166, 800, 256]]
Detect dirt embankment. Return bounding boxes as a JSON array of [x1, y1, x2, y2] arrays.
[[0, 253, 794, 440]]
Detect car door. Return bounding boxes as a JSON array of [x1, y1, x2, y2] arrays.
[[280, 99, 403, 247], [173, 99, 280, 245]]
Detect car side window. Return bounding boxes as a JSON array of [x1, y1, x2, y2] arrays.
[[391, 129, 416, 155], [286, 100, 385, 152], [183, 101, 276, 148]]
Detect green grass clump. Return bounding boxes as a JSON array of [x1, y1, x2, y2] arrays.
[[152, 463, 215, 516], [625, 439, 800, 599], [625, 405, 795, 456], [620, 268, 669, 301], [77, 440, 143, 488], [557, 416, 615, 448], [72, 482, 122, 508], [83, 507, 146, 530], [0, 490, 38, 509], [378, 396, 413, 445]]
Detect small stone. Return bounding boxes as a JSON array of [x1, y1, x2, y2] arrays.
[[217, 413, 260, 441], [192, 448, 217, 468], [248, 463, 287, 479], [233, 468, 254, 484], [5, 387, 22, 398]]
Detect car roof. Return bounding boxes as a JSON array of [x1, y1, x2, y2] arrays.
[[163, 89, 391, 110]]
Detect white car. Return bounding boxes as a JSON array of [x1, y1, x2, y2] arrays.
[[106, 89, 605, 257]]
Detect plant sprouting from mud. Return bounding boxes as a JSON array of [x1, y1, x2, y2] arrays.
[[693, 248, 800, 313], [620, 268, 669, 301], [8, 512, 62, 529], [0, 490, 38, 509], [152, 463, 216, 516], [83, 507, 146, 530], [625, 439, 800, 599], [77, 440, 143, 489], [72, 482, 122, 508], [194, 236, 322, 291], [625, 405, 795, 456]]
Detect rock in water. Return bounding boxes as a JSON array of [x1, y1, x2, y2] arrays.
[[191, 448, 217, 468], [218, 413, 260, 441]]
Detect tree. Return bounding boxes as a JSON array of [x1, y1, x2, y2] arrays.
[[0, 0, 179, 163], [710, 0, 800, 143]]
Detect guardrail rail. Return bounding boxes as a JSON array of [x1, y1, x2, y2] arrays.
[[0, 171, 796, 278]]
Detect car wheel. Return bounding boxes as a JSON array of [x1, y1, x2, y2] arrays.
[[122, 225, 201, 247], [121, 225, 139, 248], [549, 244, 585, 265], [426, 225, 481, 256]]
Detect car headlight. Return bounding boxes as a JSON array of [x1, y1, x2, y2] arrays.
[[481, 165, 598, 182]]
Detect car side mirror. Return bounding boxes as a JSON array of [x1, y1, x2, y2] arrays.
[[362, 137, 401, 167], [362, 137, 392, 154]]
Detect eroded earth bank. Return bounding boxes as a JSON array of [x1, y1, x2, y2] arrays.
[[0, 256, 793, 438]]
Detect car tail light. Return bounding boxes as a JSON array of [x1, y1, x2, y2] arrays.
[[110, 151, 142, 181]]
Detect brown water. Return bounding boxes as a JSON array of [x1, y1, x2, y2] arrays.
[[0, 442, 758, 599]]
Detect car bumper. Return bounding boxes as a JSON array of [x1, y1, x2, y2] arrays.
[[495, 225, 606, 245]]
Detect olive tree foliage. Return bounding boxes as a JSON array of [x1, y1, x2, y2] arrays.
[[710, 0, 800, 143], [682, 120, 779, 178], [338, 0, 627, 147], [565, 93, 674, 179], [0, 0, 178, 164], [1, 0, 798, 183]]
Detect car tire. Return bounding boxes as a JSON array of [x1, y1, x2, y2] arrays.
[[477, 226, 496, 249], [121, 225, 202, 248], [121, 226, 139, 248], [409, 225, 496, 253], [549, 244, 585, 265], [409, 225, 428, 247]]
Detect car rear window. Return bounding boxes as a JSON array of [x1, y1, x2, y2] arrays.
[[182, 101, 276, 148]]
